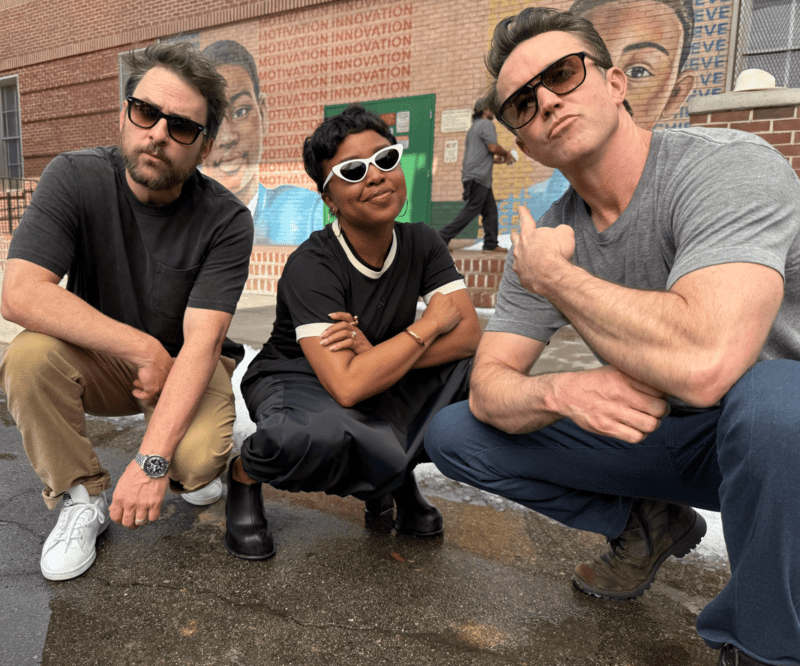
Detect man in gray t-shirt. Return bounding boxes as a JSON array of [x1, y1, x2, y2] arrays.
[[438, 98, 514, 252], [426, 8, 800, 666]]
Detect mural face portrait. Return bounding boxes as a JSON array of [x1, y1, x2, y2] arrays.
[[203, 63, 267, 205], [581, 0, 695, 129]]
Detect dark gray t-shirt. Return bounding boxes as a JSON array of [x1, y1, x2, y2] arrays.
[[490, 127, 800, 364], [462, 117, 497, 188], [9, 146, 254, 356]]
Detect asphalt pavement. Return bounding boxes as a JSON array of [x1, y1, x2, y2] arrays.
[[0, 286, 731, 666]]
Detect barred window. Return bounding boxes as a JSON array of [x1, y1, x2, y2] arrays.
[[0, 76, 23, 179], [734, 0, 800, 88]]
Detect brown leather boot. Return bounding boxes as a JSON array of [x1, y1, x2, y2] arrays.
[[572, 499, 706, 600]]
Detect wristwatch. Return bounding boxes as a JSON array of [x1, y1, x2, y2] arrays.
[[134, 452, 170, 478]]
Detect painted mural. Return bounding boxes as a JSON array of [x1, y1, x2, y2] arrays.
[[487, 0, 732, 236], [141, 0, 732, 247], [200, 38, 324, 245], [163, 0, 413, 246]]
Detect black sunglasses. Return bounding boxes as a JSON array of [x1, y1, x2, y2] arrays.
[[126, 96, 208, 145], [498, 52, 593, 130]]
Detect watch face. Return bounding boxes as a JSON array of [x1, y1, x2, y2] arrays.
[[143, 456, 168, 477]]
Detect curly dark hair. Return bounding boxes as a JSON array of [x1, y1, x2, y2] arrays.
[[122, 41, 228, 142], [303, 105, 397, 193]]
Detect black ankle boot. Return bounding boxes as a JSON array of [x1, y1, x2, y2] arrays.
[[392, 471, 443, 537], [224, 457, 275, 560], [365, 494, 394, 517]]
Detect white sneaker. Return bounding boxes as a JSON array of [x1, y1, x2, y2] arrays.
[[181, 477, 222, 506], [40, 484, 110, 581]]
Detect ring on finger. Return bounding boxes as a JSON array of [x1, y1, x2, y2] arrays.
[[351, 331, 356, 339], [352, 316, 359, 326], [135, 518, 147, 525]]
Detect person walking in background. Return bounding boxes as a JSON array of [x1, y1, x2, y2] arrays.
[[438, 98, 515, 252]]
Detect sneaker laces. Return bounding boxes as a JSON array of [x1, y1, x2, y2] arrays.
[[50, 494, 106, 548]]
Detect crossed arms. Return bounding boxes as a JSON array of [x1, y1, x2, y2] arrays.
[[301, 289, 480, 408], [469, 209, 784, 442]]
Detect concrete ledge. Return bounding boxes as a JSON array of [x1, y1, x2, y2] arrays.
[[688, 88, 800, 115]]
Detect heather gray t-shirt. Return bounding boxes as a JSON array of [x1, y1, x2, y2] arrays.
[[490, 127, 800, 365], [461, 117, 497, 188]]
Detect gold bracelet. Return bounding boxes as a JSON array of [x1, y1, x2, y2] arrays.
[[404, 328, 426, 347]]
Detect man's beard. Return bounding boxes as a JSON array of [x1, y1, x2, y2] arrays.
[[120, 140, 197, 192]]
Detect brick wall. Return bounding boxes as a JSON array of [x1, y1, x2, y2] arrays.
[[688, 89, 800, 180], [245, 245, 504, 307], [0, 236, 10, 275], [244, 246, 293, 294], [20, 48, 122, 175], [452, 254, 505, 309], [1, 0, 737, 216], [0, 0, 745, 308]]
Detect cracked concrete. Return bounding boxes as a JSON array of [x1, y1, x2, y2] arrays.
[[0, 297, 732, 666]]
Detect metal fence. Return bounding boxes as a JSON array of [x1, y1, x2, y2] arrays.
[[733, 0, 800, 89], [0, 177, 37, 235]]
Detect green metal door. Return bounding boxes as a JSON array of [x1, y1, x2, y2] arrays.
[[324, 94, 434, 226]]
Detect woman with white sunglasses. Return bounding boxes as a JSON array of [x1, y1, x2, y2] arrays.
[[223, 106, 481, 560]]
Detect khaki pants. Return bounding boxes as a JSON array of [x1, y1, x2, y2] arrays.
[[0, 330, 236, 509]]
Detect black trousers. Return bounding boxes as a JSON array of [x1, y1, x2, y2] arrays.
[[438, 180, 499, 250], [239, 356, 473, 500]]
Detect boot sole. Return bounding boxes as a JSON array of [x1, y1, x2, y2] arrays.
[[223, 534, 276, 561], [393, 519, 444, 537], [572, 509, 707, 601]]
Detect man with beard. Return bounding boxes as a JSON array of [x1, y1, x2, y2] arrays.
[[0, 41, 253, 581]]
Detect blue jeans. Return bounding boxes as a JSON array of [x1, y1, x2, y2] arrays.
[[425, 360, 800, 665]]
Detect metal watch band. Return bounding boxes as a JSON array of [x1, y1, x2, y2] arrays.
[[134, 452, 170, 478]]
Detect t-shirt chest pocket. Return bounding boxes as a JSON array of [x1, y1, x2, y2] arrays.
[[151, 262, 201, 319]]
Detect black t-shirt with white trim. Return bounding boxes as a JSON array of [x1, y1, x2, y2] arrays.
[[258, 220, 465, 361]]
